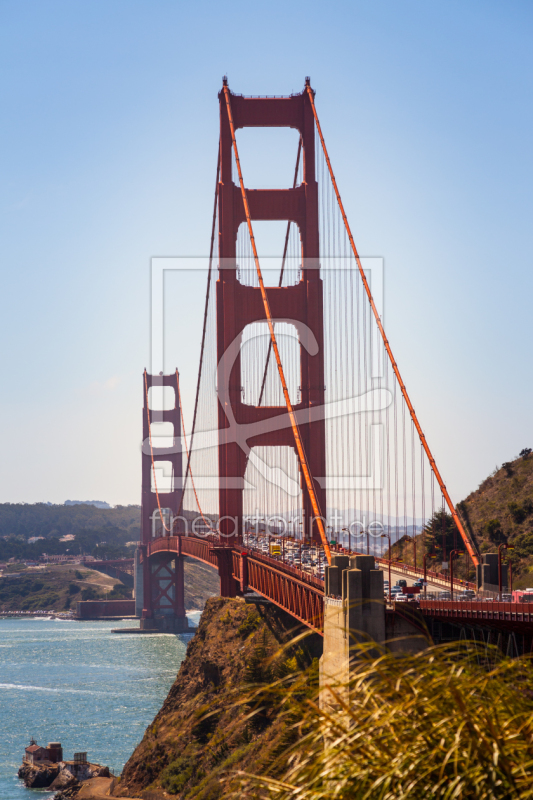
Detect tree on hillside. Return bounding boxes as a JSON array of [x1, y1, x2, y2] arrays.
[[422, 509, 460, 560]]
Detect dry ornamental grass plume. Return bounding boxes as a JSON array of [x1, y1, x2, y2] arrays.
[[226, 641, 533, 800]]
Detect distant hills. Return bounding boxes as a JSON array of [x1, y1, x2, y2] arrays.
[[0, 502, 140, 561]]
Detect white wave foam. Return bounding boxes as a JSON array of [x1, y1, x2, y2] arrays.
[[0, 682, 123, 696]]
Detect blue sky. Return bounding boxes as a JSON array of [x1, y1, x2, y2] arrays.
[[0, 0, 532, 506]]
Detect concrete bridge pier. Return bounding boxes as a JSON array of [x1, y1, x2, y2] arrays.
[[320, 555, 385, 691], [476, 553, 508, 594], [319, 554, 428, 709]]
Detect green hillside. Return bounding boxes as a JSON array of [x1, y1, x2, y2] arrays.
[[391, 449, 533, 587], [0, 502, 141, 561]]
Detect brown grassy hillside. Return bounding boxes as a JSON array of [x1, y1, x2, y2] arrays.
[[457, 450, 533, 586], [0, 560, 220, 613], [113, 597, 321, 800], [0, 565, 128, 612], [183, 559, 219, 610], [390, 450, 533, 586]]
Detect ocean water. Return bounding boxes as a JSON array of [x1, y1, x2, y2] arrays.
[[0, 614, 201, 800]]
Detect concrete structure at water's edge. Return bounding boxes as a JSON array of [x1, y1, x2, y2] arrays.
[[476, 552, 508, 594], [76, 599, 136, 619], [319, 555, 428, 705]]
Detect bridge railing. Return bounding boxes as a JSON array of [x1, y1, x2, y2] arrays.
[[420, 599, 533, 621], [344, 549, 477, 592], [147, 535, 325, 633], [242, 548, 324, 590]]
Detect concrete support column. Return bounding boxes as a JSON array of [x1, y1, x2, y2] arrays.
[[320, 554, 384, 707]]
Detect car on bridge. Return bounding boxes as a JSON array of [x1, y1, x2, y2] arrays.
[[457, 590, 476, 601]]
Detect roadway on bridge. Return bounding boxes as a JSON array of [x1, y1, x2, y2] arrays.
[[381, 564, 456, 596], [243, 536, 455, 597]]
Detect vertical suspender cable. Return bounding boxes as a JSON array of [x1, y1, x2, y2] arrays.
[[306, 84, 478, 568], [176, 151, 220, 519], [176, 369, 218, 534], [258, 137, 302, 407], [223, 84, 331, 565]]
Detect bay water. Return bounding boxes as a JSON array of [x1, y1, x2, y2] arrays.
[[0, 615, 200, 799]]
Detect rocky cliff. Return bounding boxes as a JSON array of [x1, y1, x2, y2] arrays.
[[18, 760, 110, 794], [113, 597, 322, 800]]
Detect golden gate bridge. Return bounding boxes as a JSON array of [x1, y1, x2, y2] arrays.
[[133, 78, 532, 654]]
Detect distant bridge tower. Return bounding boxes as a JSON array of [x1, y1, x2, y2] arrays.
[[217, 80, 327, 544], [136, 371, 188, 632]]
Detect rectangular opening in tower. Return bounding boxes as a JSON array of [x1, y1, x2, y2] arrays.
[[243, 446, 302, 537], [240, 321, 300, 407], [236, 221, 301, 287], [148, 386, 175, 411], [151, 460, 173, 493], [235, 127, 301, 189]]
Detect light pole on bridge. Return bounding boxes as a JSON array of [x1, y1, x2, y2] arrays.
[[449, 549, 464, 600], [381, 533, 391, 602], [342, 527, 349, 553], [498, 543, 514, 597], [423, 553, 437, 596]]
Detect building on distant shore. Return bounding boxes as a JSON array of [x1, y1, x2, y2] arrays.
[[24, 739, 63, 765], [64, 500, 111, 509], [42, 555, 72, 563]]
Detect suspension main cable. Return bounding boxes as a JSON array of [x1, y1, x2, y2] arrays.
[[222, 84, 332, 565], [306, 84, 479, 567], [144, 369, 171, 533], [176, 149, 220, 520]]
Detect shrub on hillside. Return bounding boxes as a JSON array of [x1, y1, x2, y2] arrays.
[[486, 518, 502, 540], [508, 500, 533, 525], [228, 642, 533, 800]]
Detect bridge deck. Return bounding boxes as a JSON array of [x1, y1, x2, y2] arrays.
[[141, 536, 533, 638]]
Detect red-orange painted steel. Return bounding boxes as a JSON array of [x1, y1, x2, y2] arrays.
[[217, 81, 327, 545], [147, 535, 533, 637], [141, 372, 186, 623], [149, 534, 325, 633], [420, 599, 533, 625], [246, 555, 324, 633], [222, 84, 331, 564]]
